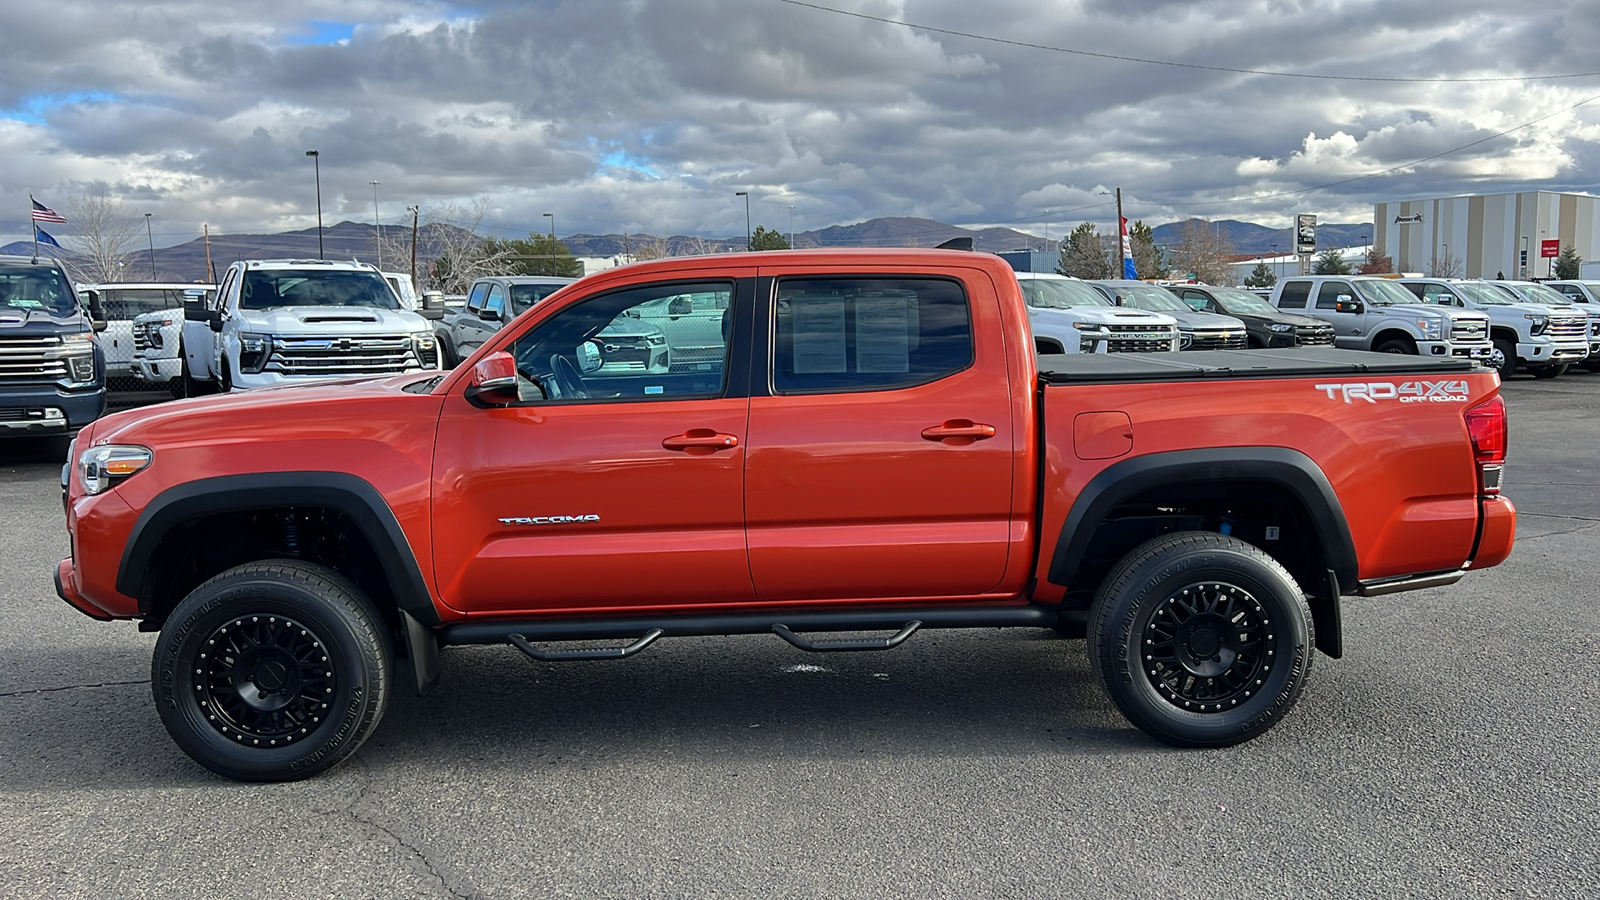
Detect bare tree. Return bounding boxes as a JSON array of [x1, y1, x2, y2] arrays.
[[1427, 247, 1464, 279], [1169, 219, 1235, 284], [675, 236, 716, 257], [375, 198, 517, 293], [631, 236, 668, 261], [59, 185, 145, 284]]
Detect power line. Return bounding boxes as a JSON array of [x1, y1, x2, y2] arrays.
[[778, 0, 1600, 84]]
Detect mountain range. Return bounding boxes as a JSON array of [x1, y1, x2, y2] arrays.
[[2, 216, 1374, 283]]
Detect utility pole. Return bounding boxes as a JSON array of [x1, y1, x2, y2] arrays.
[[408, 205, 420, 286], [736, 191, 750, 250], [1115, 188, 1129, 279], [370, 181, 382, 269], [204, 223, 214, 282], [144, 213, 156, 278], [305, 150, 323, 259]]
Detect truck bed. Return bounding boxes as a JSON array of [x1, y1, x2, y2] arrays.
[[1037, 347, 1484, 384]]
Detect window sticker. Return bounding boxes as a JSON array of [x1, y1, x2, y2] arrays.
[[855, 295, 911, 373], [791, 297, 847, 373], [644, 385, 664, 395]]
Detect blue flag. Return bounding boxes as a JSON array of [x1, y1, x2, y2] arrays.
[[34, 226, 62, 248]]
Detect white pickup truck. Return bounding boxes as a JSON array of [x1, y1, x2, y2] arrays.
[[1014, 273, 1179, 354], [1398, 278, 1589, 378], [181, 259, 439, 392]]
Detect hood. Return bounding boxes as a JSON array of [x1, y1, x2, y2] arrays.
[[1381, 303, 1488, 323], [132, 309, 183, 325], [0, 307, 90, 333], [92, 371, 438, 444], [234, 305, 429, 334], [1165, 310, 1247, 330], [1230, 309, 1329, 328], [1488, 302, 1586, 320], [1030, 307, 1177, 326]]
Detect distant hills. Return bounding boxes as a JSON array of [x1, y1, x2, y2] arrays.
[[2, 216, 1374, 283]]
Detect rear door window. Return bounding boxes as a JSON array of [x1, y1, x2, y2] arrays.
[[771, 277, 972, 394], [1277, 281, 1310, 309]]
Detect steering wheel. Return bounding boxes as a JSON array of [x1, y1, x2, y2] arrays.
[[551, 353, 589, 400]]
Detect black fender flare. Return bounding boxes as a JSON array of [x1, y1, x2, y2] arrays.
[[117, 471, 442, 628], [1046, 447, 1359, 595]]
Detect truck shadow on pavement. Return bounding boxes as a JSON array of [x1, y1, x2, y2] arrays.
[[0, 631, 1155, 789]]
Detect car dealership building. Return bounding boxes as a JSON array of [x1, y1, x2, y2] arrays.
[[1374, 190, 1600, 280]]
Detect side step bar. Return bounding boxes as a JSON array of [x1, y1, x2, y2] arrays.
[[509, 629, 663, 662], [773, 621, 921, 653], [1355, 568, 1466, 597]]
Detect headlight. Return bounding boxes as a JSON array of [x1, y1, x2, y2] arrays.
[[62, 332, 94, 347], [1269, 323, 1295, 333], [1072, 321, 1104, 331], [1524, 313, 1548, 336], [78, 445, 152, 495], [411, 332, 436, 349], [1414, 318, 1443, 340], [238, 332, 272, 373]]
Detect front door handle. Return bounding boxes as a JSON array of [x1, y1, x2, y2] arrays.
[[921, 420, 997, 444], [662, 429, 740, 452]]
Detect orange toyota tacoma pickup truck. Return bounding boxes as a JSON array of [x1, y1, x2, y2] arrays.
[[55, 249, 1516, 781]]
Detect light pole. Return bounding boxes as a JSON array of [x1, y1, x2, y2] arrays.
[[408, 204, 419, 286], [144, 213, 155, 278], [370, 180, 382, 269], [305, 150, 324, 259], [543, 213, 555, 274], [735, 191, 750, 250], [788, 204, 795, 249]]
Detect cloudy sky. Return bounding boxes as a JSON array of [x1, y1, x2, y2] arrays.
[[3, 0, 1598, 249]]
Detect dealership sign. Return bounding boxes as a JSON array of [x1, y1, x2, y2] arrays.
[[1295, 214, 1317, 254], [1394, 213, 1423, 224], [1541, 239, 1560, 258]]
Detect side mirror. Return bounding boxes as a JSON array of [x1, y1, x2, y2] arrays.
[[207, 310, 224, 332], [477, 306, 502, 322], [82, 289, 107, 332], [578, 340, 603, 373], [421, 290, 444, 311], [1334, 295, 1360, 313], [464, 351, 519, 407]]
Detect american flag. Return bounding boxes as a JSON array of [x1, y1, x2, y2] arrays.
[[31, 199, 67, 224]]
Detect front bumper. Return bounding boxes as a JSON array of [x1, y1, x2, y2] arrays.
[[55, 558, 113, 621], [1418, 341, 1493, 359], [0, 384, 105, 437], [133, 355, 183, 383]]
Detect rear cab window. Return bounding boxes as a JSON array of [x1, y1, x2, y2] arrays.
[[1277, 281, 1311, 309]]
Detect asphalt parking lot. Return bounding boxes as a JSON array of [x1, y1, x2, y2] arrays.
[[2, 372, 1597, 899]]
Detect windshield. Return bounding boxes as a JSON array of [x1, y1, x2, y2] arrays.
[[0, 266, 77, 316], [510, 282, 569, 313], [1018, 278, 1112, 309], [100, 287, 196, 319], [1515, 282, 1573, 306], [1353, 279, 1419, 307], [1208, 288, 1279, 316], [240, 270, 400, 310], [1107, 283, 1190, 313], [1450, 282, 1514, 306]]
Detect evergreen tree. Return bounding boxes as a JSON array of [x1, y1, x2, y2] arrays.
[[1554, 245, 1583, 280], [491, 234, 584, 278], [1128, 220, 1167, 279], [1312, 248, 1351, 275], [1357, 246, 1393, 275], [1243, 261, 1276, 288], [1057, 222, 1112, 279], [750, 226, 790, 251]]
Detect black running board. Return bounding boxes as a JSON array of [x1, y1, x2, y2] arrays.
[[439, 606, 1056, 648], [773, 621, 921, 652]]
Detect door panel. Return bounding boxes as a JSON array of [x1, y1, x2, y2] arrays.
[[744, 273, 1016, 602]]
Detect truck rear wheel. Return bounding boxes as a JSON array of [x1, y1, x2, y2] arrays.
[[151, 560, 392, 782], [1087, 531, 1313, 748]]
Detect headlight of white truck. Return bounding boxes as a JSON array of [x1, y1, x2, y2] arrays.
[[1414, 317, 1443, 341], [1524, 313, 1548, 337], [238, 332, 273, 373]]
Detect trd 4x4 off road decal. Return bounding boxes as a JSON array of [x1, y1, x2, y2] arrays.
[[1314, 380, 1471, 404]]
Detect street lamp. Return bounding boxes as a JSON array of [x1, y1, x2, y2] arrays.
[[543, 212, 555, 274], [735, 191, 750, 250], [788, 204, 795, 249], [305, 150, 324, 259], [144, 213, 155, 278], [370, 180, 381, 268]]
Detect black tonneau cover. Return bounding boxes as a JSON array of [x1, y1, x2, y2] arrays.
[[1038, 347, 1483, 385]]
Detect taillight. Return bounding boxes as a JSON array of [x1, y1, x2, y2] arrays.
[[1464, 394, 1506, 494]]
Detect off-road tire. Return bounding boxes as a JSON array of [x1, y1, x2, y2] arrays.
[[1530, 363, 1567, 379], [1375, 337, 1415, 354], [152, 560, 392, 782], [1087, 531, 1314, 748]]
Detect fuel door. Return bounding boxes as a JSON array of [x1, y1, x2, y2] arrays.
[[1074, 411, 1133, 460]]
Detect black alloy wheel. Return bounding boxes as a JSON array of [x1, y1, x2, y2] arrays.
[[1088, 531, 1314, 747], [152, 560, 392, 781]]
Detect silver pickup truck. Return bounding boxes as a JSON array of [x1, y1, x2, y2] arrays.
[[1269, 275, 1493, 362]]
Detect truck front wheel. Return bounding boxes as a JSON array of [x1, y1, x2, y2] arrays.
[[1087, 531, 1313, 748], [151, 560, 393, 782]]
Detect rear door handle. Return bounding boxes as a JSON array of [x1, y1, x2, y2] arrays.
[[662, 429, 740, 452], [921, 420, 996, 443]]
